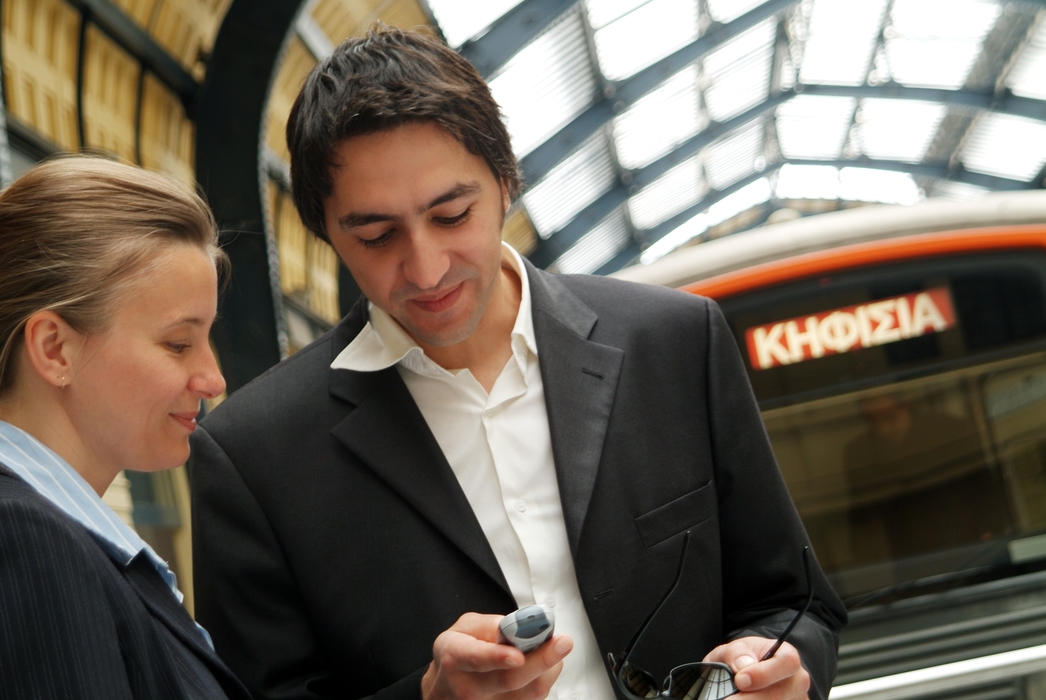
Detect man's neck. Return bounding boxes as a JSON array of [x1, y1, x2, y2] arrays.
[[419, 264, 522, 392]]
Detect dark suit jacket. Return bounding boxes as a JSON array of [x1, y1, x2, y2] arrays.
[[0, 464, 252, 699], [189, 264, 847, 700]]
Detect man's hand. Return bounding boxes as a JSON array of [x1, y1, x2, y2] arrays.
[[704, 637, 809, 700], [421, 612, 573, 700]]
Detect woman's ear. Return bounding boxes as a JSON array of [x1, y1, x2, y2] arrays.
[[20, 311, 83, 389]]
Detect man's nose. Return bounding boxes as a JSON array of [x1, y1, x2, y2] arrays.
[[402, 227, 451, 290]]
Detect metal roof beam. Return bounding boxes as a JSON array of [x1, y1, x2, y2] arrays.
[[518, 0, 799, 185], [66, 0, 198, 114], [458, 0, 580, 79], [595, 157, 1037, 275], [527, 94, 789, 267], [527, 83, 1046, 268]]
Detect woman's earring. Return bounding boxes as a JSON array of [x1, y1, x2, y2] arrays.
[[59, 375, 66, 389]]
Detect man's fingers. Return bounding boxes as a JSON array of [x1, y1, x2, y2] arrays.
[[433, 628, 524, 674], [733, 644, 802, 691]]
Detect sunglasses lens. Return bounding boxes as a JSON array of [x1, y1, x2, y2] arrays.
[[619, 661, 662, 698], [665, 664, 738, 700]]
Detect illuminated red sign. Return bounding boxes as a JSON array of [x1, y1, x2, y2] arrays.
[[744, 287, 957, 370]]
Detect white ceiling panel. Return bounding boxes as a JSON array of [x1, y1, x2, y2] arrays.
[[553, 209, 632, 273], [776, 95, 855, 159], [799, 0, 889, 85], [885, 0, 1000, 89], [853, 99, 946, 162], [962, 113, 1046, 182], [702, 121, 763, 190], [523, 133, 617, 237], [702, 19, 775, 122], [593, 0, 699, 80], [489, 12, 598, 157], [613, 66, 704, 169], [628, 157, 706, 229]]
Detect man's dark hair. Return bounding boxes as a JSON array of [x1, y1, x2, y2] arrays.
[[286, 25, 521, 242]]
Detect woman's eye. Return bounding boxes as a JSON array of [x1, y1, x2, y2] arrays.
[[436, 208, 471, 226], [167, 342, 190, 353]]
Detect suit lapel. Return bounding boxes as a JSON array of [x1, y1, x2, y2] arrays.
[[122, 555, 241, 685], [525, 261, 623, 556], [327, 302, 511, 596]]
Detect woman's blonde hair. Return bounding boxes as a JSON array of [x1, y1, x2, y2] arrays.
[[0, 155, 226, 393]]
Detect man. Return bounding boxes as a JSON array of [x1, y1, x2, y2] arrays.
[[189, 25, 846, 700]]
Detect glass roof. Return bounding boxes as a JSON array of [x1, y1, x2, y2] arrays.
[[426, 0, 1046, 274]]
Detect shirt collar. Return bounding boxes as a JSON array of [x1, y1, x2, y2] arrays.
[[0, 420, 184, 603], [331, 242, 537, 373]]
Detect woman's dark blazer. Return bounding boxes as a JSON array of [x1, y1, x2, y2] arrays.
[[0, 463, 252, 700]]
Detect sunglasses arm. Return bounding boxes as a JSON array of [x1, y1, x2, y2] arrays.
[[759, 546, 814, 662], [614, 530, 692, 669]]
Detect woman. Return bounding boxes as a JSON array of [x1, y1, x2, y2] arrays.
[[0, 156, 251, 699]]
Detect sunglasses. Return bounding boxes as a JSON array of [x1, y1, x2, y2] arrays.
[[607, 532, 813, 700]]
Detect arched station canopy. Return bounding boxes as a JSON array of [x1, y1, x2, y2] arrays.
[[430, 0, 1046, 275]]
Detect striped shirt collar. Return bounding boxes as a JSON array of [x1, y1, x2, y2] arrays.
[[0, 419, 184, 604], [332, 242, 537, 374]]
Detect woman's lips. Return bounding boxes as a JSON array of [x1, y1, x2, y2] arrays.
[[410, 283, 463, 313], [171, 413, 198, 431]]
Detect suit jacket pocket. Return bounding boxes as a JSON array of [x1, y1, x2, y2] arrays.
[[635, 482, 715, 548]]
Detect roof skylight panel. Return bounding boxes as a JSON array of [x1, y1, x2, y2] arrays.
[[702, 121, 763, 190], [628, 158, 706, 229], [427, 0, 525, 48], [838, 167, 921, 204], [776, 95, 855, 159], [931, 181, 989, 201], [702, 19, 775, 122], [775, 163, 841, 199], [553, 209, 632, 274], [853, 99, 946, 162], [613, 66, 703, 170], [706, 177, 771, 226], [707, 0, 772, 24], [884, 0, 1000, 89], [961, 113, 1046, 182], [522, 134, 617, 238], [799, 0, 888, 85], [489, 12, 598, 157], [1007, 21, 1046, 100], [593, 0, 699, 81], [640, 211, 709, 264]]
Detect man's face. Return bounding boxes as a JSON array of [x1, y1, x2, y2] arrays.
[[323, 122, 509, 349]]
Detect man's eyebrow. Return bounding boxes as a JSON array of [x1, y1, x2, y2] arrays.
[[423, 182, 481, 212], [337, 182, 483, 231]]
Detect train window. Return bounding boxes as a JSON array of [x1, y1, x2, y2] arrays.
[[725, 256, 1046, 406], [763, 352, 1046, 602], [718, 253, 1046, 603]]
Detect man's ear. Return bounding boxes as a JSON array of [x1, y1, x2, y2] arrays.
[[501, 179, 511, 215], [21, 311, 84, 389]]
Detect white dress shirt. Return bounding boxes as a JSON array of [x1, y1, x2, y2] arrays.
[[332, 244, 615, 700]]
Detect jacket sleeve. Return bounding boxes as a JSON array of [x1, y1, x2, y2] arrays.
[[189, 426, 428, 700], [0, 498, 134, 700], [704, 299, 848, 700]]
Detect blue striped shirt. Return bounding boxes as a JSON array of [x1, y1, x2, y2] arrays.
[[0, 419, 212, 646]]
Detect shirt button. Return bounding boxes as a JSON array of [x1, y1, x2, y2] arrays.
[[515, 500, 526, 513], [570, 692, 580, 700], [546, 595, 556, 607]]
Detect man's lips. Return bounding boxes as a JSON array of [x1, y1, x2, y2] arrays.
[[170, 412, 199, 431], [409, 283, 463, 313]]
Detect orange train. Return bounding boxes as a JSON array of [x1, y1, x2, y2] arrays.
[[615, 192, 1046, 697]]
